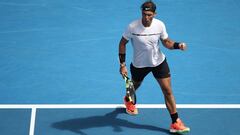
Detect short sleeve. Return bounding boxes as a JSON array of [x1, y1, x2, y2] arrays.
[[122, 25, 132, 41], [160, 22, 168, 40]]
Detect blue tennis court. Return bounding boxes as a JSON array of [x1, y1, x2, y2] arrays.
[[0, 0, 240, 135]]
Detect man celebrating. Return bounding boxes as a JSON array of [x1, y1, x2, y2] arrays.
[[118, 0, 190, 134]]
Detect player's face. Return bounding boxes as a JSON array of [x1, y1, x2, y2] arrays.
[[142, 10, 155, 27]]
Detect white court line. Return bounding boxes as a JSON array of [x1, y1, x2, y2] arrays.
[[0, 104, 240, 109], [29, 107, 36, 135]]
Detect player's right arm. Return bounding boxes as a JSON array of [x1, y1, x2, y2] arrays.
[[161, 38, 187, 51], [118, 37, 129, 76]]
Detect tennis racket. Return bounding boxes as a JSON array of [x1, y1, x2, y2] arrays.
[[123, 75, 136, 105]]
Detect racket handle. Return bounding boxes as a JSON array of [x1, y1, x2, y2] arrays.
[[123, 75, 128, 82], [126, 91, 132, 102]]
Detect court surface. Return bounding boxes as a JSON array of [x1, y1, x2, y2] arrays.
[[0, 0, 240, 135]]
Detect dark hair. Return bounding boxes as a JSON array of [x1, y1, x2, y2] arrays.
[[141, 0, 156, 12]]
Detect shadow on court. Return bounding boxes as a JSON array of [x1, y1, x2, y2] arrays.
[[51, 108, 170, 135]]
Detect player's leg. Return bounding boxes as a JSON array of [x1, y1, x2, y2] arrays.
[[153, 59, 190, 133], [156, 77, 177, 114], [130, 63, 149, 90], [123, 80, 141, 115], [156, 76, 190, 133], [124, 63, 150, 115], [132, 80, 142, 90], [152, 59, 176, 114]]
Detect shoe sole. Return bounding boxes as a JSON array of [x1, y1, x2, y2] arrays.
[[126, 109, 138, 115], [170, 128, 190, 134]]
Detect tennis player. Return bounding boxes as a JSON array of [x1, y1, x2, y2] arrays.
[[118, 0, 190, 133]]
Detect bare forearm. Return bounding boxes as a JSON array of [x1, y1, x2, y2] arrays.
[[162, 38, 175, 49], [162, 38, 187, 50]]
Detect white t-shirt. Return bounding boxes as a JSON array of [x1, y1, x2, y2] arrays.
[[123, 18, 168, 68]]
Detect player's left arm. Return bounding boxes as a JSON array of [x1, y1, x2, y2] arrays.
[[161, 38, 187, 51]]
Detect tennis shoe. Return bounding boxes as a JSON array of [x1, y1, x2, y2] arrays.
[[170, 118, 190, 134], [124, 96, 138, 115]]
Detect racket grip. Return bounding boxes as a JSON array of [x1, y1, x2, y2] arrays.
[[128, 96, 133, 102], [127, 91, 132, 102]]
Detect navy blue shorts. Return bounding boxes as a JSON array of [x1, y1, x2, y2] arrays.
[[130, 58, 171, 82]]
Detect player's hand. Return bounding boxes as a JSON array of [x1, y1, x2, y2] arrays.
[[179, 42, 187, 51], [120, 65, 128, 78]]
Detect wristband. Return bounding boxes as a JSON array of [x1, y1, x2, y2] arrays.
[[173, 42, 180, 49], [119, 53, 126, 63]]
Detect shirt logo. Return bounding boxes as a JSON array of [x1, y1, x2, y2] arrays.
[[132, 33, 160, 36]]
